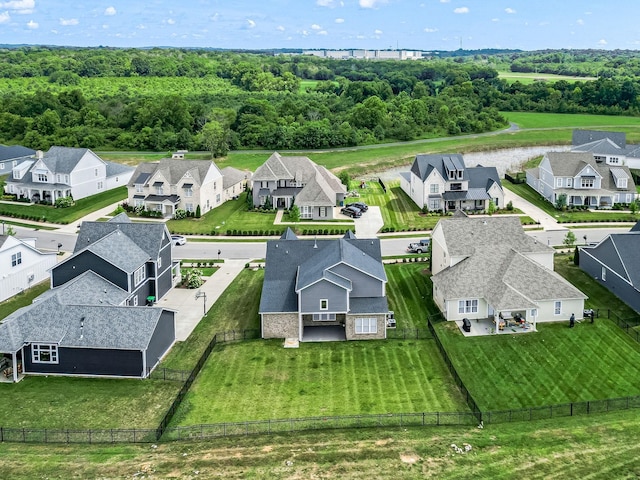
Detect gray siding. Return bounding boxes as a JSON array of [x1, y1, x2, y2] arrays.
[[299, 280, 348, 313], [52, 251, 128, 290], [330, 263, 383, 298], [145, 310, 175, 372], [580, 251, 640, 312]]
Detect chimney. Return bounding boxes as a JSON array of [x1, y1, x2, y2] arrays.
[[36, 150, 43, 160]]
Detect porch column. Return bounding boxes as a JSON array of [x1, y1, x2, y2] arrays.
[[12, 352, 18, 383], [495, 311, 500, 334]]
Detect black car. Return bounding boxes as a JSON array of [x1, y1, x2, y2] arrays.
[[340, 205, 362, 218], [350, 201, 368, 212]]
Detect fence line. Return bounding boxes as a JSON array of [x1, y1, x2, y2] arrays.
[[427, 314, 482, 423]]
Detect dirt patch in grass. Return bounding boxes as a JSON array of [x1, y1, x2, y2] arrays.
[[400, 452, 421, 464]]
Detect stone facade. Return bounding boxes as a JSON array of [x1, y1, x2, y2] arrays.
[[345, 314, 386, 341], [261, 313, 299, 338]]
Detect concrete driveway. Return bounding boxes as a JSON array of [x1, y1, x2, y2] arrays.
[[354, 206, 384, 238]]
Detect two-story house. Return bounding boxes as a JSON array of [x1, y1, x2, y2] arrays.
[[127, 156, 223, 217], [4, 147, 133, 202], [571, 129, 640, 170], [0, 235, 57, 302], [431, 215, 586, 333], [259, 229, 389, 342], [51, 213, 178, 306], [0, 145, 35, 175], [221, 166, 251, 201], [252, 152, 346, 220], [400, 154, 504, 212], [526, 151, 636, 208]]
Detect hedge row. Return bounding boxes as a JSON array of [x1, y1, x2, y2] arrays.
[[0, 210, 69, 224]]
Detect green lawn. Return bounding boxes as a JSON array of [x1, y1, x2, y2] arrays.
[[436, 319, 640, 411], [503, 112, 640, 131], [0, 280, 49, 320], [504, 182, 640, 223], [385, 263, 436, 329], [160, 268, 263, 371], [171, 338, 467, 425], [0, 186, 127, 224], [497, 71, 597, 85], [0, 376, 180, 429]]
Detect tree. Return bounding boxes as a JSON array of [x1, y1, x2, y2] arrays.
[[487, 200, 496, 215], [201, 120, 229, 158], [555, 193, 567, 210], [563, 231, 576, 248], [338, 171, 351, 190], [195, 205, 201, 218], [573, 246, 580, 265], [630, 199, 638, 215], [289, 205, 300, 222], [184, 269, 203, 289]]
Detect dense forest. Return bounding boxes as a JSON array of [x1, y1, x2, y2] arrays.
[[0, 47, 638, 153]]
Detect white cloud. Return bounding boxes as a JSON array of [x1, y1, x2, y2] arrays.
[[104, 6, 116, 16], [598, 38, 607, 45], [26, 19, 37, 29], [505, 8, 516, 14], [136, 24, 146, 30], [374, 28, 383, 35], [301, 29, 309, 36], [316, 0, 336, 6], [454, 7, 469, 14], [0, 0, 34, 14], [0, 11, 9, 23], [335, 18, 344, 23], [424, 27, 438, 33], [492, 18, 499, 22], [59, 18, 79, 26], [276, 25, 285, 31], [359, 0, 387, 8], [440, 0, 450, 3], [247, 19, 256, 28], [311, 23, 322, 30], [167, 18, 175, 25], [576, 19, 584, 25], [318, 30, 328, 35]]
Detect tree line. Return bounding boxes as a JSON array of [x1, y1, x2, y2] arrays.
[[0, 47, 637, 153]]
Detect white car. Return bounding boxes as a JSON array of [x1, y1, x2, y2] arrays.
[[171, 235, 187, 246]]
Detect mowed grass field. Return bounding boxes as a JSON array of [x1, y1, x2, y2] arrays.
[[171, 338, 468, 425], [4, 409, 640, 478], [503, 111, 640, 131], [385, 263, 436, 329], [498, 71, 597, 84]]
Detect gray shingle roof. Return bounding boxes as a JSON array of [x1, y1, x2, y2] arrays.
[[75, 219, 168, 259], [0, 296, 166, 353], [127, 158, 220, 188], [294, 171, 336, 206], [544, 152, 636, 192], [85, 230, 150, 273], [41, 147, 95, 174], [260, 237, 386, 314], [436, 216, 552, 258], [572, 138, 625, 155], [0, 145, 35, 162], [410, 154, 467, 182], [581, 233, 640, 287], [572, 130, 626, 148], [221, 166, 249, 190], [35, 270, 130, 306]]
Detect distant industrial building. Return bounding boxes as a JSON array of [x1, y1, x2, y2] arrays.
[[302, 49, 424, 60]]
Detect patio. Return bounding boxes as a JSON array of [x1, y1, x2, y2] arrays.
[[455, 317, 536, 337]]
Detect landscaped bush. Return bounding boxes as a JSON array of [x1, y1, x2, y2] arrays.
[[54, 196, 75, 208]]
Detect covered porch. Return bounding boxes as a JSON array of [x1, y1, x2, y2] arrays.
[[144, 194, 180, 218], [0, 352, 24, 383], [301, 325, 346, 342], [456, 317, 536, 337]]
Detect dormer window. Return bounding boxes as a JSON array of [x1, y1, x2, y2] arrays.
[[36, 173, 47, 182], [617, 178, 628, 189]]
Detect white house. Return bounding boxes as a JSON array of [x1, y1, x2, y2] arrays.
[[0, 235, 57, 302], [4, 147, 134, 202], [400, 154, 504, 212], [431, 215, 586, 332]]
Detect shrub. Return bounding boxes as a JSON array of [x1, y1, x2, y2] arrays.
[[54, 196, 75, 208], [174, 209, 187, 220]]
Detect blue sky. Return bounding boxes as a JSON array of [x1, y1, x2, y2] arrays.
[[1, 0, 639, 51]]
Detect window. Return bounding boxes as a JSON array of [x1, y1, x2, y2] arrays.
[[320, 299, 328, 310], [581, 178, 594, 188], [216, 194, 221, 203], [566, 178, 572, 187], [135, 184, 144, 193], [133, 296, 138, 306], [355, 318, 377, 334], [37, 173, 47, 182], [530, 309, 537, 318], [429, 184, 439, 194], [134, 198, 144, 207], [313, 313, 336, 321], [458, 299, 478, 314], [214, 181, 217, 190], [185, 203, 194, 212], [12, 160, 17, 167], [158, 256, 162, 269], [156, 186, 164, 195], [429, 199, 439, 210], [617, 178, 628, 189], [94, 168, 99, 176], [0, 163, 4, 170], [56, 174, 61, 182], [300, 205, 312, 219], [11, 252, 21, 267], [97, 181, 103, 190], [184, 187, 193, 197], [602, 267, 606, 281], [134, 266, 146, 287], [554, 301, 562, 315], [319, 206, 327, 217], [556, 177, 562, 187], [610, 156, 619, 164], [64, 175, 69, 183], [261, 181, 268, 188], [32, 344, 58, 364]]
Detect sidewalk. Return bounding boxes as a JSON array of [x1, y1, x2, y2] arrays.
[[158, 258, 247, 341], [504, 189, 566, 231]]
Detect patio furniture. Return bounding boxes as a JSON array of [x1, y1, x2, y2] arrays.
[[462, 318, 471, 332]]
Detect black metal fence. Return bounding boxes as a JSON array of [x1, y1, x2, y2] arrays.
[[427, 314, 482, 423], [386, 328, 432, 340], [0, 427, 157, 444], [162, 411, 476, 441]]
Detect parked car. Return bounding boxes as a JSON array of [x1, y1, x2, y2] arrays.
[[171, 235, 187, 246], [407, 238, 430, 254], [340, 205, 362, 218], [350, 201, 368, 212]]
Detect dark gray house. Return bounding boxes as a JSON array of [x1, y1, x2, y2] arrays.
[[0, 294, 175, 382], [52, 214, 178, 306], [259, 229, 389, 341], [579, 225, 640, 312]]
